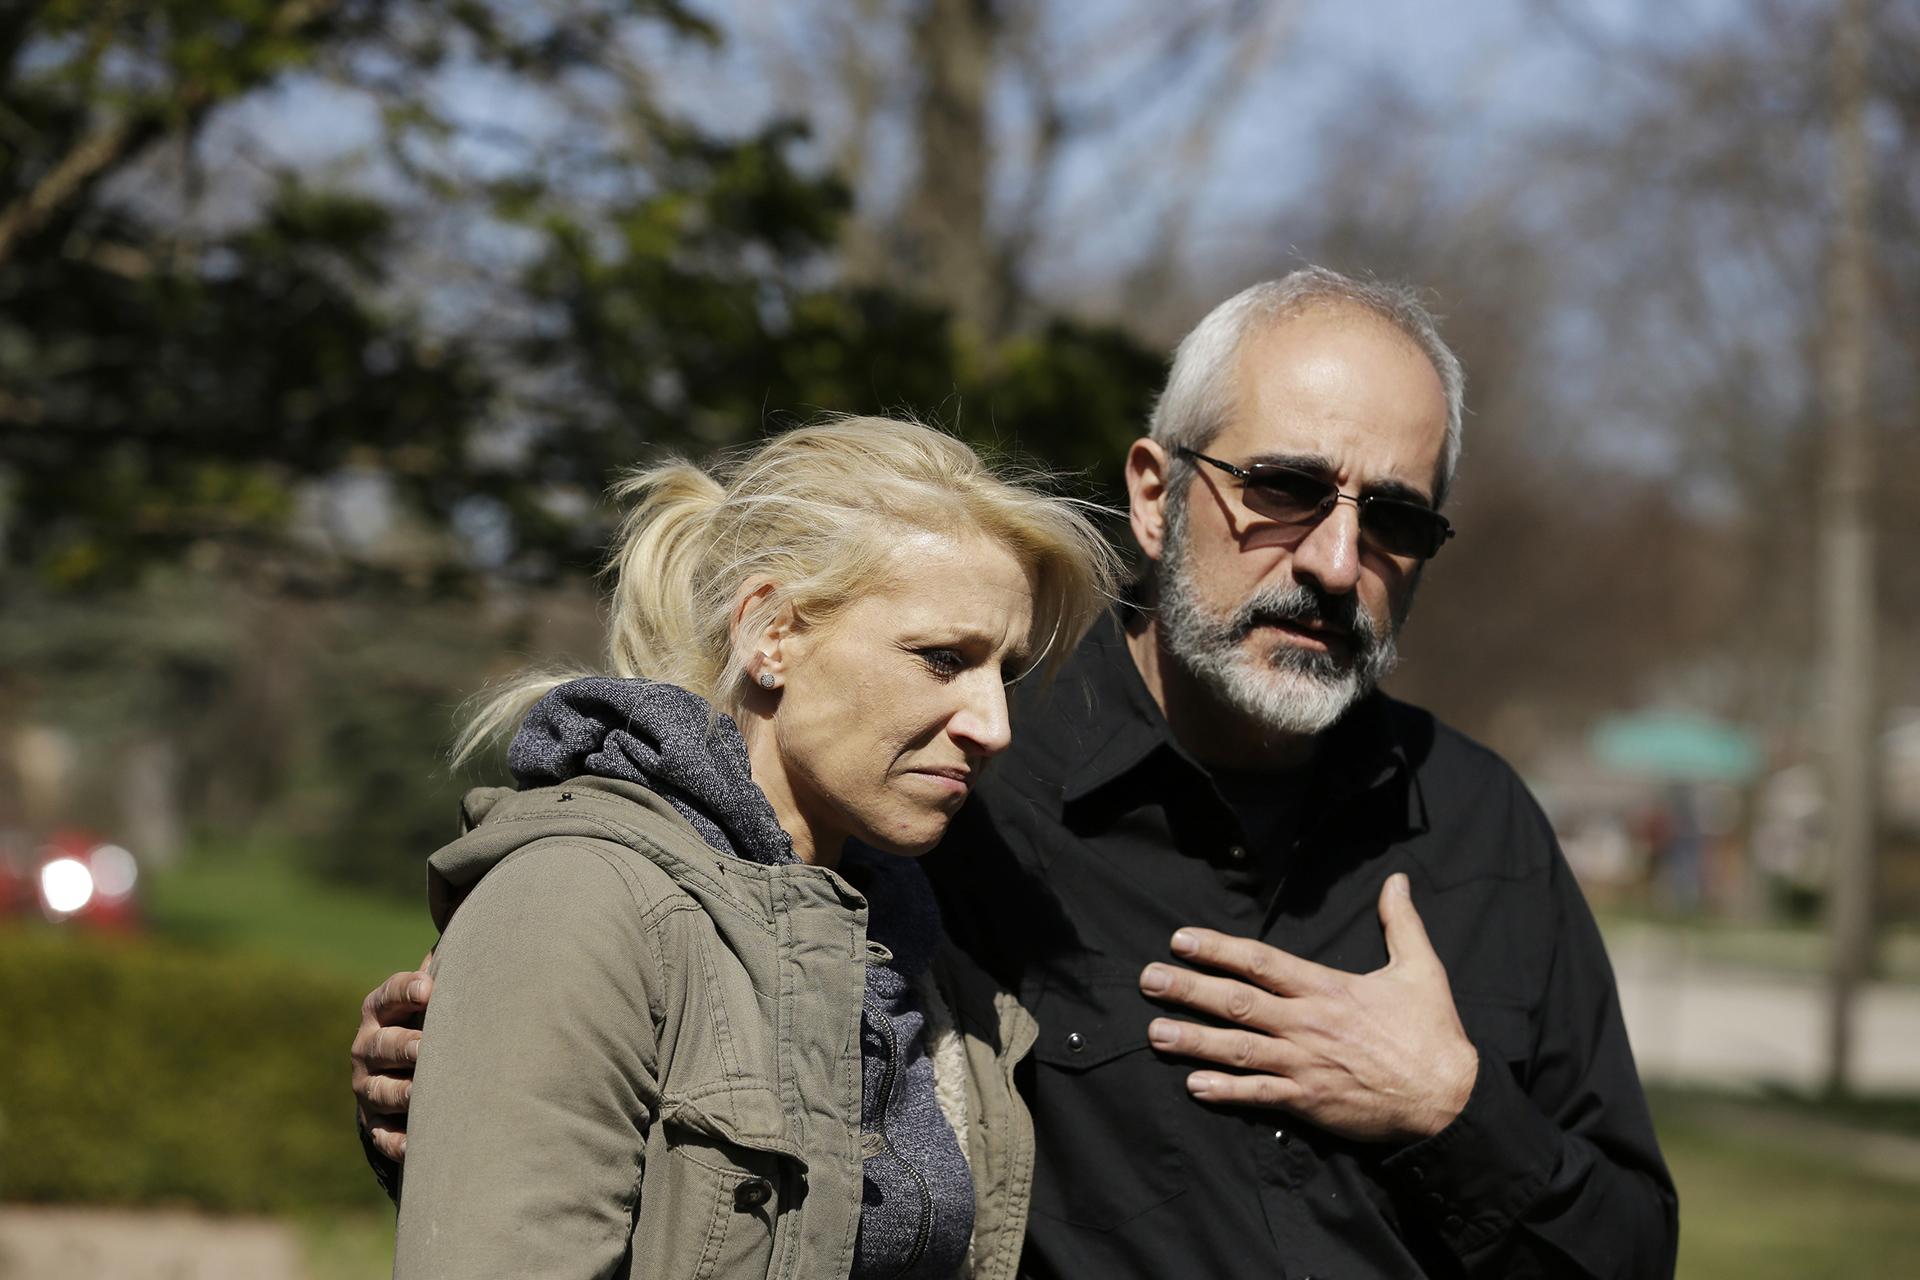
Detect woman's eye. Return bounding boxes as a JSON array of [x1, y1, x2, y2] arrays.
[[918, 648, 966, 678]]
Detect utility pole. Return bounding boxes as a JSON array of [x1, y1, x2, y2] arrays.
[[1820, 0, 1877, 1098]]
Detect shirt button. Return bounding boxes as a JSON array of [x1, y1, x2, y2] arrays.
[[1228, 844, 1248, 861], [1065, 1032, 1086, 1054], [734, 1176, 773, 1211]]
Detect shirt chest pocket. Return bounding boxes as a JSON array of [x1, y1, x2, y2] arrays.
[[632, 1087, 806, 1280], [1026, 976, 1192, 1231], [1455, 998, 1535, 1086]]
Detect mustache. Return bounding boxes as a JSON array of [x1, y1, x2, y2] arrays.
[[1228, 583, 1371, 644]]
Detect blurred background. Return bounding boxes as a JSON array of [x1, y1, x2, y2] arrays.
[[2, 0, 1918, 1275]]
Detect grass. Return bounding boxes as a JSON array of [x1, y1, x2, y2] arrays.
[[1652, 1088, 1920, 1278], [144, 851, 435, 994]]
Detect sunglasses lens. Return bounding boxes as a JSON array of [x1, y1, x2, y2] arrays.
[[1363, 501, 1449, 559], [1240, 468, 1334, 523]]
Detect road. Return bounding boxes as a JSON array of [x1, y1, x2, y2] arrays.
[[1607, 927, 1920, 1092]]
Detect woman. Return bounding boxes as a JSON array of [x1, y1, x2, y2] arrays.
[[392, 417, 1119, 1280]]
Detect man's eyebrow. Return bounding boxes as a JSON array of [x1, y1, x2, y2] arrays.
[[1242, 452, 1434, 508], [1360, 478, 1434, 507]]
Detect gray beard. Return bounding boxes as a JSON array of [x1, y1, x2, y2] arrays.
[[1156, 503, 1401, 738]]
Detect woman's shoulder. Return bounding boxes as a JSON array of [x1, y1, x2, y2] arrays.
[[428, 778, 723, 933]]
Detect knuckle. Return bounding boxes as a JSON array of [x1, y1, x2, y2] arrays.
[[1231, 1031, 1261, 1068], [1244, 948, 1275, 983], [1224, 985, 1258, 1022]]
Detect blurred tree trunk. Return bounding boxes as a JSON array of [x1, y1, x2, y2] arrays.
[[901, 0, 1001, 338], [1820, 0, 1879, 1097], [121, 738, 182, 868]]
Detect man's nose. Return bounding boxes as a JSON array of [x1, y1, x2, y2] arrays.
[[950, 678, 1014, 759], [1289, 500, 1362, 596]]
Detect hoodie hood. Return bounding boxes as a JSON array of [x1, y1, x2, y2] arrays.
[[507, 675, 795, 865]]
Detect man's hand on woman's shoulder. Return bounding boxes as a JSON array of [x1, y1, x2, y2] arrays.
[[352, 955, 433, 1162]]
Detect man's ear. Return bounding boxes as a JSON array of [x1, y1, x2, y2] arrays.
[[1125, 437, 1174, 563], [732, 579, 797, 686]]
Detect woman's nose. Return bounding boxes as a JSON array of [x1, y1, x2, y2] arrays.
[[949, 679, 1014, 758]]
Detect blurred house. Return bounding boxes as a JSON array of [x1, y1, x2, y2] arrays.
[[1533, 711, 1761, 914], [1533, 707, 1920, 922]]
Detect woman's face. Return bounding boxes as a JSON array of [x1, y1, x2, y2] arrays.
[[744, 530, 1038, 865]]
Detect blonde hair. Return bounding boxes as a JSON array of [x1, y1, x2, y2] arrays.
[[455, 415, 1122, 764]]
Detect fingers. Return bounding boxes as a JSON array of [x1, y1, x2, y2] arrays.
[[362, 968, 433, 1025], [1376, 873, 1439, 971], [1140, 962, 1285, 1031], [359, 1072, 413, 1115], [363, 1117, 409, 1163], [357, 1024, 423, 1073], [1165, 928, 1334, 997], [1148, 1017, 1303, 1075], [1185, 1069, 1306, 1109]]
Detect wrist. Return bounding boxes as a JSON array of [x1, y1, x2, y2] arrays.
[[1409, 1041, 1480, 1139]]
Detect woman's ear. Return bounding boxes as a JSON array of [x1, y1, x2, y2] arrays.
[[733, 578, 796, 690]]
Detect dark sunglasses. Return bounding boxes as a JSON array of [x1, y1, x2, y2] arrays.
[[1175, 447, 1455, 559]]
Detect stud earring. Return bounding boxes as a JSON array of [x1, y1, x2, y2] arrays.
[[758, 671, 777, 689]]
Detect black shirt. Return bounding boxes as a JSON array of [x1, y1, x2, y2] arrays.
[[926, 615, 1678, 1279]]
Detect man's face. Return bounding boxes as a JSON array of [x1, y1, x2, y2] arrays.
[[1139, 306, 1450, 736]]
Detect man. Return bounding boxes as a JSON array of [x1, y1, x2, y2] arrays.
[[353, 267, 1678, 1277]]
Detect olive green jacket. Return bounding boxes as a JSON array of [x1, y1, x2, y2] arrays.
[[392, 777, 1036, 1280]]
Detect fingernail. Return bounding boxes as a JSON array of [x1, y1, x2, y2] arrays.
[[1140, 964, 1171, 994], [1148, 1018, 1177, 1047], [1188, 1072, 1218, 1097], [408, 980, 429, 1002], [1390, 873, 1410, 898], [402, 1081, 412, 1103], [405, 1040, 420, 1062], [1170, 929, 1198, 957]]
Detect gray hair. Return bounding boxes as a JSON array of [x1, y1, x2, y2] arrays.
[[1147, 266, 1466, 506]]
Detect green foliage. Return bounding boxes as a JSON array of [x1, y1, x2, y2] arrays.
[[0, 926, 387, 1212], [0, 0, 1166, 886], [145, 851, 435, 992]]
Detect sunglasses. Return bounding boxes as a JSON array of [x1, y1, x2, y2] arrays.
[[1175, 447, 1455, 560]]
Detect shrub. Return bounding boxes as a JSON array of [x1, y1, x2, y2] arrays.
[[0, 926, 389, 1213]]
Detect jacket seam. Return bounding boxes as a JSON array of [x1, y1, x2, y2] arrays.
[[477, 807, 781, 938]]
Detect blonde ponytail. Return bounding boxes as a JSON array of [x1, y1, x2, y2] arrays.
[[455, 416, 1122, 767]]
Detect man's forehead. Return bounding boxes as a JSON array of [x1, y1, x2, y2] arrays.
[[1217, 307, 1448, 485]]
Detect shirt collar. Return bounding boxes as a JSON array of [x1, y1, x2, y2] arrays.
[[1054, 612, 1428, 836]]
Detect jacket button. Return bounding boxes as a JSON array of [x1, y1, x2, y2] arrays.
[[734, 1176, 773, 1211], [1272, 1128, 1289, 1145], [1065, 1032, 1086, 1053], [1445, 1214, 1465, 1233]]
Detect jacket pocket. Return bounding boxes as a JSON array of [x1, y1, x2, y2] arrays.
[[1025, 975, 1190, 1231], [633, 1088, 805, 1280]]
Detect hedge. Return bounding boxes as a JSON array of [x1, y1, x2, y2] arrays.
[[0, 926, 390, 1212]]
